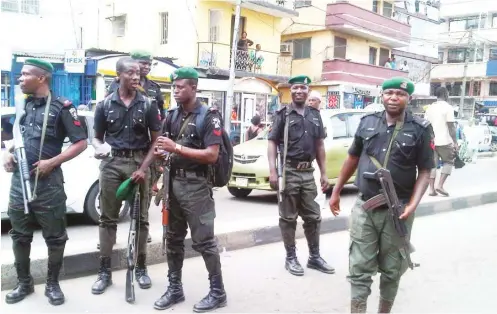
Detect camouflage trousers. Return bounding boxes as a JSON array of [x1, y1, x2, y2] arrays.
[[348, 197, 415, 302]]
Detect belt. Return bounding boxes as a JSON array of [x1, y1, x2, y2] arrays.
[[286, 159, 312, 169], [111, 149, 147, 158], [172, 169, 207, 178]]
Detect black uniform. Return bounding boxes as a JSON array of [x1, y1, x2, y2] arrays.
[[91, 91, 161, 293], [154, 100, 227, 312], [7, 93, 87, 305], [268, 105, 334, 276]]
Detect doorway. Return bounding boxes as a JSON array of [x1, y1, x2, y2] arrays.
[[240, 93, 256, 143]]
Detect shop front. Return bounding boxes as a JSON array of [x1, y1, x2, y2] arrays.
[[327, 84, 380, 109]]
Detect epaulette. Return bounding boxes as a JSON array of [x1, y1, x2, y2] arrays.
[[149, 80, 161, 88], [167, 107, 177, 113], [360, 111, 379, 120], [412, 115, 431, 128], [55, 96, 73, 108], [276, 106, 287, 114]]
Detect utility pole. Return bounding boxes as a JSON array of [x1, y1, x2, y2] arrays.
[[459, 29, 473, 119], [224, 0, 242, 134]]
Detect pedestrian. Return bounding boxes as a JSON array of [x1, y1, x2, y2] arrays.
[[424, 86, 458, 196], [152, 67, 227, 312], [308, 90, 322, 110], [3, 58, 88, 305], [245, 115, 263, 141], [90, 56, 161, 295], [267, 75, 334, 277], [329, 77, 433, 313]]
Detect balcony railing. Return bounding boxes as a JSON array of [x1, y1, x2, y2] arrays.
[[197, 42, 291, 77]]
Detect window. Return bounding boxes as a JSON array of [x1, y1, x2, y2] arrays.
[[468, 47, 484, 62], [489, 48, 497, 60], [112, 15, 126, 37], [208, 10, 222, 42], [294, 0, 311, 8], [449, 16, 485, 31], [447, 48, 466, 63], [369, 47, 377, 65], [159, 12, 168, 44], [379, 48, 390, 66], [372, 0, 379, 13], [1, 0, 18, 12], [382, 2, 393, 18], [490, 82, 497, 96], [347, 113, 364, 136], [334, 36, 347, 59], [438, 51, 444, 63], [292, 38, 311, 59], [21, 0, 38, 14], [493, 14, 497, 27], [330, 114, 348, 139]]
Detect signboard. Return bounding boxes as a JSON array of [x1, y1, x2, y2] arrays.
[[343, 85, 379, 97], [64, 49, 85, 73]]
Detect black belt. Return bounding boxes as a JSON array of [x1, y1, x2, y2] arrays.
[[286, 159, 312, 169], [111, 149, 147, 158], [172, 169, 207, 178]]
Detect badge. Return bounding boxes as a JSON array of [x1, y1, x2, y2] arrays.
[[212, 117, 221, 129], [400, 82, 408, 89], [69, 107, 81, 126]]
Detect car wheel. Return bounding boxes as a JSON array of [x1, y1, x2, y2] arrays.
[[227, 187, 252, 198], [491, 142, 497, 152], [84, 181, 130, 224]]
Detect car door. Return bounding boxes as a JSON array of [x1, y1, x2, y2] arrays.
[[325, 113, 350, 180], [1, 113, 15, 219]]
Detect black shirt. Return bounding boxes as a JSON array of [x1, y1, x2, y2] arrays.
[[349, 111, 434, 201], [20, 93, 88, 172], [162, 100, 223, 171], [108, 77, 165, 119], [268, 105, 326, 161], [93, 90, 161, 150]]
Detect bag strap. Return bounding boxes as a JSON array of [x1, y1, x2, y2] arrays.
[[282, 111, 290, 182], [32, 92, 52, 200], [368, 120, 404, 169], [177, 114, 195, 140]]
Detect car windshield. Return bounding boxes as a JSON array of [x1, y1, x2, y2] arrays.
[[256, 128, 270, 140]]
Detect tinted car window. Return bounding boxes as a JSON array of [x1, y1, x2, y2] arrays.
[[330, 114, 348, 139]]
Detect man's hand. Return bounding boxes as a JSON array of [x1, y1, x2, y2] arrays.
[[131, 169, 146, 184], [94, 142, 111, 159], [453, 142, 459, 152], [155, 136, 176, 153], [3, 153, 16, 173], [269, 170, 278, 190], [31, 159, 56, 177], [329, 192, 340, 216], [320, 174, 329, 192], [399, 204, 416, 220]]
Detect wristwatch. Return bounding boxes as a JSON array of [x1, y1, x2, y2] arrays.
[[175, 143, 183, 153]]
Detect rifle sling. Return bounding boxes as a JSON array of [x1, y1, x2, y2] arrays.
[[281, 112, 290, 191], [32, 93, 52, 201]]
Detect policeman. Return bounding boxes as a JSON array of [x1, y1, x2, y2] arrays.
[[329, 77, 434, 313], [91, 56, 161, 294], [267, 75, 334, 276], [152, 67, 227, 313], [3, 58, 88, 305]]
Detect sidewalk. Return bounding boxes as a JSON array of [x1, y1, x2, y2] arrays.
[[1, 159, 497, 290]]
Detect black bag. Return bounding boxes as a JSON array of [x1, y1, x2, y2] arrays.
[[454, 154, 465, 169], [171, 105, 233, 187]]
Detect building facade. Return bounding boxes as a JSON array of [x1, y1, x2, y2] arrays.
[[433, 0, 497, 111]]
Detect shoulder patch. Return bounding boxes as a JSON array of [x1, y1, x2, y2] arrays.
[[412, 115, 431, 128], [167, 107, 177, 113], [54, 96, 73, 108]]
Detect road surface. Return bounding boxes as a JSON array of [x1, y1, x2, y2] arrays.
[[2, 203, 496, 313]]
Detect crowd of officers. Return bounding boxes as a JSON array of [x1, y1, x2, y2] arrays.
[[3, 49, 435, 313]]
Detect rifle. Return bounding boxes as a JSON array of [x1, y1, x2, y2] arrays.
[[160, 152, 171, 256], [125, 190, 140, 303], [362, 168, 420, 270], [12, 96, 33, 215]]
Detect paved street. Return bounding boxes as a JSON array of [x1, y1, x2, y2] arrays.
[[1, 203, 496, 313], [1, 158, 496, 265]]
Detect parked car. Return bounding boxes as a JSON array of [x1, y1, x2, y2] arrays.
[[226, 109, 371, 198], [457, 119, 492, 152], [489, 126, 497, 152], [1, 107, 129, 223]]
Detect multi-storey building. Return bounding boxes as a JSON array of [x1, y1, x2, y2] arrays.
[[432, 0, 497, 112], [279, 0, 440, 108]]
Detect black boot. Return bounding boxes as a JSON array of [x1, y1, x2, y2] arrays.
[[307, 245, 335, 274], [135, 254, 152, 289], [193, 274, 227, 313], [351, 299, 367, 313], [91, 256, 112, 294], [153, 270, 185, 310], [45, 262, 65, 306], [284, 245, 304, 276], [5, 260, 34, 304], [378, 297, 394, 313]]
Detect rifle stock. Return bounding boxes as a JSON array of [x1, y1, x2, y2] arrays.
[[13, 98, 32, 215], [125, 190, 140, 303]]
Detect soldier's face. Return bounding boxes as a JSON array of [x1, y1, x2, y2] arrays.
[[138, 60, 151, 77], [18, 65, 46, 94], [118, 63, 140, 92], [382, 89, 410, 116], [290, 84, 309, 106], [173, 79, 196, 104]]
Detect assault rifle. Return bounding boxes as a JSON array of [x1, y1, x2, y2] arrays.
[[362, 168, 420, 270], [125, 190, 140, 303], [159, 152, 171, 256], [12, 96, 32, 214]]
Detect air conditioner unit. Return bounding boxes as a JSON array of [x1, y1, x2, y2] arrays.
[[280, 43, 292, 54]]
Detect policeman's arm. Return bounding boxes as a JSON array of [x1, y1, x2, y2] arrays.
[[407, 127, 434, 209], [92, 102, 106, 146], [267, 113, 282, 175], [332, 127, 363, 195], [50, 108, 88, 167], [139, 103, 163, 171]]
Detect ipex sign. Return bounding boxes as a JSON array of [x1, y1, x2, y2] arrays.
[[64, 49, 86, 73]]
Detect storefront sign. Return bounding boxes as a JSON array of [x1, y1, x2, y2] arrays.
[[64, 49, 85, 73], [343, 85, 378, 96]]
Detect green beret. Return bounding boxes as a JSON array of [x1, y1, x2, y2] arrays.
[[382, 77, 415, 95], [24, 58, 54, 73], [288, 75, 311, 85], [130, 50, 153, 61], [170, 67, 199, 81], [116, 178, 137, 202]]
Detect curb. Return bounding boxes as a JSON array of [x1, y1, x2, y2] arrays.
[[2, 191, 497, 290]]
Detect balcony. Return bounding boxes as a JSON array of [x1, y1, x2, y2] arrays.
[[211, 0, 298, 18], [197, 42, 291, 78], [438, 28, 497, 48], [431, 62, 487, 80], [325, 2, 411, 48], [321, 58, 408, 86]]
